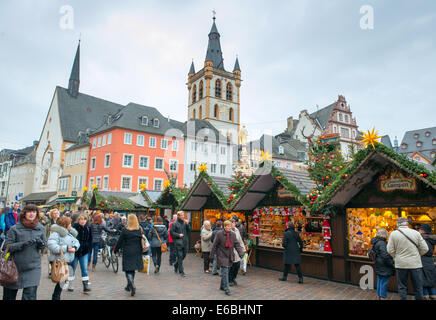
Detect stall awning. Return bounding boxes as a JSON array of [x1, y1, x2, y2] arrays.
[[21, 191, 57, 203], [56, 197, 77, 203]]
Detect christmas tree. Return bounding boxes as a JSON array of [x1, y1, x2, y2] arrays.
[[306, 135, 347, 194], [228, 168, 251, 194]]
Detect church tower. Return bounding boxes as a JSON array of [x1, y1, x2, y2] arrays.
[[68, 41, 80, 98], [187, 16, 241, 144]]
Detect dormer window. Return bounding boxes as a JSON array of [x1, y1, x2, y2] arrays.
[[414, 133, 419, 139], [425, 131, 431, 137], [278, 146, 284, 155], [153, 119, 159, 128], [141, 116, 148, 126], [401, 143, 407, 149], [433, 139, 436, 145], [416, 141, 423, 147]]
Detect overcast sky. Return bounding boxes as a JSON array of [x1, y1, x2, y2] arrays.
[[1, 0, 435, 151]]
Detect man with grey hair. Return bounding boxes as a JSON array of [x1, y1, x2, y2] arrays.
[[387, 217, 429, 300]]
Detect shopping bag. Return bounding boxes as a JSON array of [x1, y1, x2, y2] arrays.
[[240, 252, 248, 272], [139, 255, 150, 274], [51, 247, 69, 283]]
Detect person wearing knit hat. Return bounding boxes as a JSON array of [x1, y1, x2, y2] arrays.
[[418, 224, 436, 300], [387, 217, 429, 300]]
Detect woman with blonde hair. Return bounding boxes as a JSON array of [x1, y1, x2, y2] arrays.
[[370, 228, 395, 300], [114, 214, 143, 296]]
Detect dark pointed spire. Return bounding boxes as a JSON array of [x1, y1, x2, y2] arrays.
[[68, 41, 80, 98], [205, 16, 224, 70], [189, 59, 195, 75], [233, 56, 241, 72]]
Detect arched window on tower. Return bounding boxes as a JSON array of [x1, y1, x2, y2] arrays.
[[199, 81, 203, 99], [193, 109, 196, 119], [229, 108, 234, 122], [226, 83, 233, 101], [215, 79, 221, 98], [199, 105, 202, 119], [192, 85, 197, 103], [214, 105, 219, 119]]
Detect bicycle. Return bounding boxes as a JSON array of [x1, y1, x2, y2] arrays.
[[101, 230, 120, 273]]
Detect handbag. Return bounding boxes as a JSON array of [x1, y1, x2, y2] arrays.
[[154, 228, 167, 253], [140, 227, 150, 253], [139, 255, 150, 274], [0, 243, 19, 286], [51, 246, 69, 283]]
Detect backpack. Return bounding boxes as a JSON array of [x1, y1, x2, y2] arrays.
[[368, 246, 377, 261]]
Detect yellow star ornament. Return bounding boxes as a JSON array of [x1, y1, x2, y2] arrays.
[[259, 150, 272, 162], [92, 184, 98, 190], [197, 163, 208, 173], [163, 180, 171, 189], [139, 183, 147, 191], [359, 128, 382, 149]]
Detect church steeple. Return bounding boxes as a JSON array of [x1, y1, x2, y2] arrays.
[[233, 56, 241, 72], [205, 16, 224, 70], [68, 41, 80, 98], [188, 60, 195, 75]]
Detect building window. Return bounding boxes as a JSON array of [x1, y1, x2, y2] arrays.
[[414, 133, 419, 139], [172, 140, 179, 151], [278, 146, 284, 154], [90, 157, 96, 170], [92, 139, 96, 149], [96, 177, 101, 189], [220, 146, 226, 155], [155, 158, 164, 171], [141, 116, 148, 126], [211, 163, 217, 174], [416, 141, 423, 147], [161, 139, 168, 150], [202, 143, 208, 154], [193, 109, 196, 119], [220, 164, 226, 175], [138, 177, 148, 190], [149, 136, 156, 148], [432, 139, 436, 145], [123, 154, 133, 168], [286, 162, 292, 169], [75, 151, 80, 164], [431, 152, 435, 159], [89, 177, 95, 189], [104, 154, 111, 168], [192, 84, 197, 103], [340, 127, 350, 138], [215, 79, 222, 98], [124, 133, 132, 145], [65, 153, 70, 167], [153, 119, 159, 128], [199, 81, 203, 99], [401, 143, 407, 149], [102, 135, 107, 146], [212, 145, 218, 153], [344, 114, 349, 123], [338, 113, 343, 122], [169, 160, 178, 172], [154, 179, 163, 191], [191, 142, 198, 151], [137, 135, 144, 146], [214, 105, 219, 119], [73, 175, 78, 191], [79, 175, 83, 190], [97, 137, 102, 147], [229, 108, 234, 122], [139, 156, 149, 169], [107, 133, 112, 145], [81, 151, 86, 163], [333, 126, 337, 133], [121, 176, 132, 191], [103, 176, 109, 190], [226, 83, 233, 101], [190, 162, 197, 172]]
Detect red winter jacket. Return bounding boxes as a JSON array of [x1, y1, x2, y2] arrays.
[[168, 220, 174, 243]]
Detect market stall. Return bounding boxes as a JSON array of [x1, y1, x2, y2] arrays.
[[318, 143, 436, 290], [229, 164, 335, 279]]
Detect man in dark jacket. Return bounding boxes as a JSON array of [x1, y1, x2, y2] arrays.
[[210, 220, 245, 296], [232, 215, 246, 240], [169, 211, 190, 277], [4, 202, 21, 235], [211, 220, 223, 275], [419, 224, 436, 300], [168, 214, 177, 266], [279, 221, 304, 284]]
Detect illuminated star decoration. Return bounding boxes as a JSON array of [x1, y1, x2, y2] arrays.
[[92, 184, 98, 190], [359, 128, 382, 149], [139, 183, 147, 191], [197, 163, 208, 173], [163, 180, 171, 189], [83, 186, 88, 192], [259, 150, 272, 162]]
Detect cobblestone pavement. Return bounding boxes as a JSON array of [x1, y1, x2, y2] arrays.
[[32, 251, 408, 300]]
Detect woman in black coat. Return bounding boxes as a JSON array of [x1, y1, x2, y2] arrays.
[[71, 213, 93, 292], [279, 221, 304, 283], [114, 214, 143, 297], [147, 216, 168, 274], [418, 224, 436, 300], [370, 228, 395, 299]]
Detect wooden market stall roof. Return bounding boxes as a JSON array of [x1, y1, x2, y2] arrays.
[[178, 171, 234, 211], [230, 164, 314, 211], [87, 190, 147, 211], [312, 143, 436, 210]]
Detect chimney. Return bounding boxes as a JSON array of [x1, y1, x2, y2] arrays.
[[286, 116, 294, 133], [394, 136, 398, 148]]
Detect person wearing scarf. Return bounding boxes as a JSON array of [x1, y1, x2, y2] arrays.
[[210, 220, 244, 296], [2, 204, 46, 300]]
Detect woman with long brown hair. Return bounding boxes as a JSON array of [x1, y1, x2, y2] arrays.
[[114, 214, 143, 296], [2, 204, 46, 300], [89, 213, 115, 271]]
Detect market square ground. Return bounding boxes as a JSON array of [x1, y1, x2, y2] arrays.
[[32, 251, 416, 300]]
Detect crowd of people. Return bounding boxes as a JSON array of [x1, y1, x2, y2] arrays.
[[0, 203, 434, 300]]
